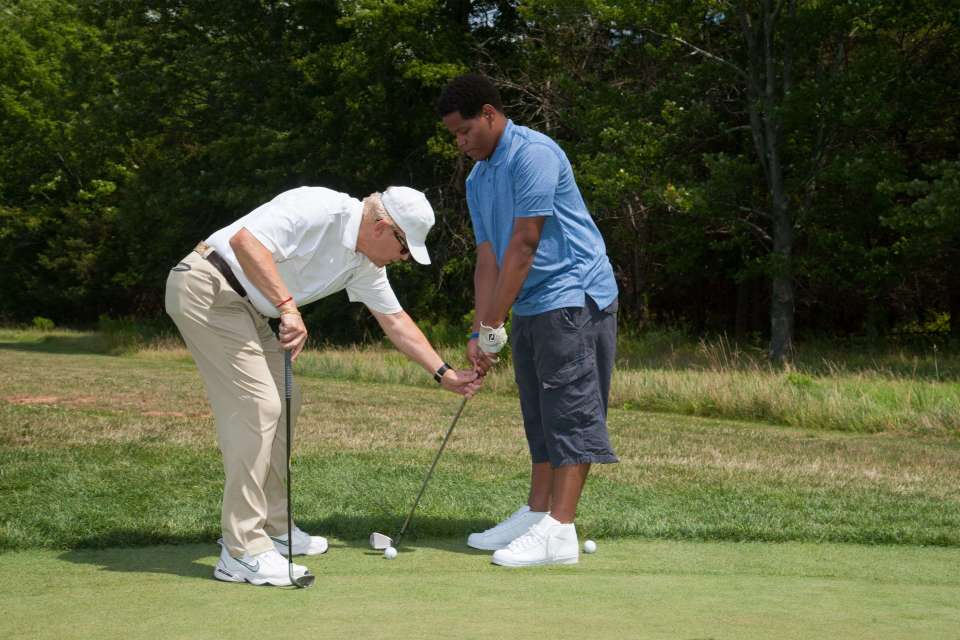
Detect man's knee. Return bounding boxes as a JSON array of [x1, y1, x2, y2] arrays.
[[221, 392, 282, 435]]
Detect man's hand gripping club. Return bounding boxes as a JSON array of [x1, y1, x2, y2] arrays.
[[278, 306, 308, 360], [479, 322, 508, 355]]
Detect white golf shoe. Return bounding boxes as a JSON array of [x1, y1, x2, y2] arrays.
[[271, 526, 329, 556], [213, 546, 311, 586], [491, 514, 579, 567], [467, 505, 547, 551]]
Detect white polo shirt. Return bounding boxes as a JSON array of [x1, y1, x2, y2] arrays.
[[205, 187, 403, 318]]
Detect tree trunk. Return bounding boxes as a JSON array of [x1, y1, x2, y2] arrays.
[[740, 0, 795, 363], [769, 275, 794, 359], [626, 199, 650, 327], [767, 138, 794, 362]]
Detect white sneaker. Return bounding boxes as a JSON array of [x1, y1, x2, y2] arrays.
[[213, 546, 311, 586], [491, 514, 579, 567], [467, 505, 547, 551], [271, 526, 329, 556]]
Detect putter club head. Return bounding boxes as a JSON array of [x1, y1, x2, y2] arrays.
[[293, 574, 316, 588], [369, 532, 393, 550]]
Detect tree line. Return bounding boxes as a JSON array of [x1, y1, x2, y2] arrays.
[[2, 0, 958, 358]]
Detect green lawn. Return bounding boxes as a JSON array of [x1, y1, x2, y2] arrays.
[[1, 329, 959, 638], [4, 540, 959, 639]]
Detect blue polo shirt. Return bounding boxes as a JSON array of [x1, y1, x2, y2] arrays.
[[466, 120, 618, 316]]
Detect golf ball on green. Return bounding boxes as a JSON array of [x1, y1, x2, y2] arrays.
[[384, 546, 397, 559], [583, 539, 597, 554]]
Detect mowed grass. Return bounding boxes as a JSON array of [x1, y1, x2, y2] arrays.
[[1, 329, 958, 549], [4, 540, 960, 640], [1, 329, 960, 638]]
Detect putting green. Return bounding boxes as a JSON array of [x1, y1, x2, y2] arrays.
[[3, 539, 958, 639]]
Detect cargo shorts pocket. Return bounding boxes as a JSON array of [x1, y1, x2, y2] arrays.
[[541, 350, 594, 390], [538, 350, 601, 425]]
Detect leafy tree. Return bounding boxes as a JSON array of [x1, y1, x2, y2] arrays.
[[0, 0, 125, 319], [1, 0, 957, 349], [882, 160, 960, 338]]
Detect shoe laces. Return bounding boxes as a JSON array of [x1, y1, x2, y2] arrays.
[[261, 549, 309, 573], [506, 526, 545, 552]]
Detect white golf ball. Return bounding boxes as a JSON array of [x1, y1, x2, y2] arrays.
[[384, 546, 397, 559], [583, 539, 597, 554]]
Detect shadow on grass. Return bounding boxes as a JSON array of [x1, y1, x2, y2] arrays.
[[55, 514, 494, 580], [0, 334, 110, 355], [334, 537, 492, 561], [304, 512, 496, 552], [59, 541, 216, 581]]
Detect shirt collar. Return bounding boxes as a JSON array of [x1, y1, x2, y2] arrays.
[[341, 198, 363, 252], [484, 119, 514, 167]]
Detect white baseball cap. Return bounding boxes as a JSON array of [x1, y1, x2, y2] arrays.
[[380, 186, 435, 265]]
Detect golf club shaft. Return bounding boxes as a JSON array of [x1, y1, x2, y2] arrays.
[[284, 350, 294, 581], [394, 395, 469, 549], [282, 349, 315, 588]]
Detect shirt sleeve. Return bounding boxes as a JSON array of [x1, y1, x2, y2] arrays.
[[240, 203, 309, 261], [512, 143, 560, 218], [346, 264, 403, 314]]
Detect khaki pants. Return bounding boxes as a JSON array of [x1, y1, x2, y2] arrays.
[[164, 250, 301, 557]]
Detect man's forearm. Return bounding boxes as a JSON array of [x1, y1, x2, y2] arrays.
[[482, 237, 536, 326], [483, 250, 533, 327], [230, 228, 293, 308], [478, 217, 543, 327], [230, 228, 306, 355], [375, 310, 445, 374], [473, 250, 499, 333]]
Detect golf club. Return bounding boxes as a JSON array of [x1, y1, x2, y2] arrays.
[[370, 395, 469, 552], [284, 349, 315, 588]]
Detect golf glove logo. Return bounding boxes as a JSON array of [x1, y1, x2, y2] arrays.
[[479, 322, 508, 354]]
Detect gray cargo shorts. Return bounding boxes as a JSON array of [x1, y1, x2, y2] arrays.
[[511, 296, 619, 467]]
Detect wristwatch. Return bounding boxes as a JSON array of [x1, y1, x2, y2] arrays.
[[434, 362, 452, 384]]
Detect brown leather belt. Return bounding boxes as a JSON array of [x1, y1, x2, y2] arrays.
[[194, 242, 248, 298]]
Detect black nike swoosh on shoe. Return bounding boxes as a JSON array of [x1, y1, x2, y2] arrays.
[[234, 558, 260, 572]]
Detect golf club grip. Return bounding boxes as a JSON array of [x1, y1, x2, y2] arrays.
[[395, 396, 468, 547], [283, 350, 292, 400]]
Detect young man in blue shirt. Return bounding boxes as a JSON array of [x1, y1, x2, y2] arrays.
[[439, 74, 619, 566]]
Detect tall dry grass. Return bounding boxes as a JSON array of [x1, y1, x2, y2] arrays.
[[279, 343, 960, 436], [130, 331, 960, 436]]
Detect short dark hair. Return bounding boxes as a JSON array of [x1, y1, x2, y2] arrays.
[[437, 73, 503, 119]]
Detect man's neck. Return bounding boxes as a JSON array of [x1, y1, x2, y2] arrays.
[[354, 216, 372, 258], [483, 117, 508, 161]]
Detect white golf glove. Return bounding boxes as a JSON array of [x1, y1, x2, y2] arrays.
[[479, 322, 508, 354]]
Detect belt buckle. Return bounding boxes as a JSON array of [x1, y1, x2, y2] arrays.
[[194, 241, 213, 257]]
